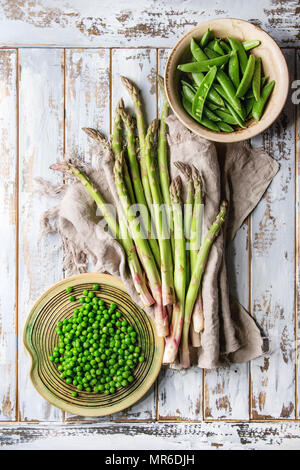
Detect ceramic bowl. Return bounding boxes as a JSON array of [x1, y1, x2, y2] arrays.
[[164, 18, 289, 143], [23, 273, 164, 417]]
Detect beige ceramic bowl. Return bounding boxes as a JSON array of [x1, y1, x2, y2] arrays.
[[165, 18, 289, 143]]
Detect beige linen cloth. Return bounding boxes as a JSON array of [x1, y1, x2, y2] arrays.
[[38, 115, 279, 369]]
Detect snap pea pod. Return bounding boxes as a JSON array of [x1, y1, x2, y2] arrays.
[[178, 54, 231, 72], [245, 97, 255, 119], [224, 102, 246, 128], [228, 50, 240, 89], [192, 72, 225, 107], [206, 101, 222, 111], [252, 57, 262, 101], [182, 96, 220, 131], [200, 28, 211, 47], [192, 66, 217, 119], [182, 84, 196, 103], [242, 40, 261, 51], [215, 70, 245, 119], [203, 107, 221, 121], [217, 122, 234, 132], [245, 75, 268, 99], [219, 40, 231, 53], [236, 54, 256, 98], [252, 80, 275, 120], [190, 38, 207, 62], [215, 108, 239, 125], [204, 47, 221, 59], [181, 80, 196, 92], [213, 39, 226, 55], [228, 37, 248, 74], [207, 39, 217, 51]]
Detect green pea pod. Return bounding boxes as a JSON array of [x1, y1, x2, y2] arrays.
[[228, 50, 240, 89], [204, 47, 221, 59], [215, 108, 239, 125], [192, 66, 217, 119], [200, 28, 211, 48], [236, 54, 256, 98], [190, 38, 207, 62], [252, 57, 262, 101], [217, 122, 234, 132], [219, 40, 231, 53], [242, 40, 261, 51], [182, 84, 196, 103], [215, 70, 245, 119], [182, 96, 220, 131], [178, 54, 231, 72], [207, 39, 217, 51], [203, 107, 222, 122], [262, 76, 268, 86], [181, 80, 196, 92], [206, 101, 222, 111], [252, 80, 275, 120], [228, 37, 248, 74], [213, 39, 226, 55], [192, 72, 225, 107], [245, 97, 255, 119], [225, 102, 246, 128]]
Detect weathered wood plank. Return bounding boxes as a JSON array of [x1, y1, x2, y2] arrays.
[[296, 49, 300, 419], [18, 48, 65, 421], [64, 47, 111, 422], [204, 219, 250, 419], [65, 48, 110, 165], [250, 49, 296, 419], [157, 48, 203, 421], [1, 421, 300, 450], [0, 0, 299, 48], [0, 49, 17, 421], [110, 48, 157, 420]]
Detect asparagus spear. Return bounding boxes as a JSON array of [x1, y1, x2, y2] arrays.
[[174, 162, 194, 288], [121, 76, 153, 211], [50, 162, 154, 307], [114, 150, 169, 336], [180, 201, 228, 367], [163, 176, 186, 363], [145, 120, 175, 306], [157, 76, 174, 252], [119, 104, 161, 268]]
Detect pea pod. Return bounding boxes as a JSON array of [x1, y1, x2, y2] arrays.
[[204, 47, 221, 59], [207, 39, 217, 51], [182, 84, 196, 103], [190, 38, 207, 62], [228, 50, 240, 89], [213, 39, 226, 55], [236, 54, 256, 98], [252, 80, 275, 120], [215, 108, 239, 125], [242, 40, 261, 51], [206, 101, 222, 111], [224, 102, 246, 128], [245, 97, 255, 119], [182, 96, 220, 131], [219, 40, 231, 53], [178, 53, 231, 72], [200, 28, 211, 48], [203, 107, 222, 122], [192, 72, 225, 107], [192, 66, 217, 119], [217, 122, 234, 132], [228, 37, 248, 74], [215, 70, 245, 119], [252, 57, 262, 101]]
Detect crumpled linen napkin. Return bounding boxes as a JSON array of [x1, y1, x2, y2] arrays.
[[38, 115, 279, 369]]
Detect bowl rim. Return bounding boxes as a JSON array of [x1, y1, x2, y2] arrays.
[[23, 272, 164, 417], [164, 17, 289, 143]]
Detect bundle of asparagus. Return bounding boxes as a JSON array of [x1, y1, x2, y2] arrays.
[[51, 76, 227, 368]]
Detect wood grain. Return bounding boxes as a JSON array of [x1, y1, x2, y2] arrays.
[[0, 49, 17, 421], [0, 0, 298, 47], [250, 49, 296, 419], [18, 49, 65, 421], [2, 421, 300, 450]]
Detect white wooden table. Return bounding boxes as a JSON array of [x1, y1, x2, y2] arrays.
[[0, 0, 299, 450]]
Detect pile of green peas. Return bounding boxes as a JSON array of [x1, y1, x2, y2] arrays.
[[49, 284, 145, 397]]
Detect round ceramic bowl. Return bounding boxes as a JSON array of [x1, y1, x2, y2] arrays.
[[23, 273, 164, 417], [164, 18, 289, 143]]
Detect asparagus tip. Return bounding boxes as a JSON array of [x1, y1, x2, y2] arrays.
[[170, 176, 182, 203], [174, 161, 192, 181], [50, 162, 70, 173], [82, 127, 108, 148]]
